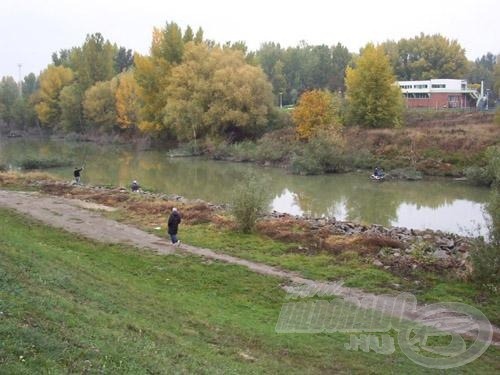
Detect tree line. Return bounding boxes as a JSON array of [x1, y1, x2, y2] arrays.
[[0, 22, 499, 143]]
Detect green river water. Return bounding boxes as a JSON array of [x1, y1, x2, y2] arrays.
[[0, 139, 492, 236]]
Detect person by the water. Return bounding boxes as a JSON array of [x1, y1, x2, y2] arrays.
[[131, 180, 140, 192], [73, 167, 84, 184], [372, 166, 385, 180], [167, 207, 182, 246]]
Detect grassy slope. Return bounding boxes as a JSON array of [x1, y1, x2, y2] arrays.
[[166, 223, 500, 326], [1, 208, 499, 373]]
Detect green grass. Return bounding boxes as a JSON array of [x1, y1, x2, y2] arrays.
[[2, 208, 499, 373], [181, 223, 500, 326], [181, 223, 402, 292]]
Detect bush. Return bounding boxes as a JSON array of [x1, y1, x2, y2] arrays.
[[290, 152, 324, 175], [231, 175, 269, 233], [470, 189, 500, 293], [469, 238, 499, 293], [18, 158, 73, 170], [465, 166, 494, 187], [465, 146, 500, 187], [289, 136, 346, 175], [254, 135, 296, 164], [0, 163, 7, 172]]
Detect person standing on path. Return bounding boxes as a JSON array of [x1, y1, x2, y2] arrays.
[[73, 167, 84, 185], [167, 207, 182, 246]]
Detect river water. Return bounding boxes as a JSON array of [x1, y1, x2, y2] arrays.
[[0, 139, 492, 236]]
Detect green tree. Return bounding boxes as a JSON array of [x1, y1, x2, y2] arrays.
[[0, 76, 19, 126], [467, 52, 496, 100], [114, 47, 134, 73], [183, 26, 194, 43], [388, 33, 468, 80], [11, 97, 37, 129], [51, 49, 72, 67], [494, 56, 500, 98], [194, 27, 204, 44], [22, 73, 38, 97], [345, 44, 403, 128], [59, 84, 84, 132], [329, 43, 352, 92], [71, 33, 116, 90], [83, 80, 117, 130], [157, 22, 184, 64], [292, 89, 342, 141]]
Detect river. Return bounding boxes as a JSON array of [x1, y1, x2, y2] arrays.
[[0, 138, 492, 236]]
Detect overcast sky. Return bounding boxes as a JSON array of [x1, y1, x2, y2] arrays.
[[1, 0, 499, 79]]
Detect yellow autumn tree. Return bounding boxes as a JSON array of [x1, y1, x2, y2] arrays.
[[165, 43, 274, 141], [292, 89, 342, 141], [114, 71, 140, 129], [345, 44, 403, 128], [35, 65, 74, 127], [134, 23, 185, 134]]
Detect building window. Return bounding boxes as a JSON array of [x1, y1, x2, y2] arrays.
[[414, 84, 428, 89], [404, 93, 430, 99], [448, 95, 460, 108], [431, 84, 446, 88]]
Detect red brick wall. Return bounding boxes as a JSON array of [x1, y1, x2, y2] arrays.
[[404, 93, 475, 109]]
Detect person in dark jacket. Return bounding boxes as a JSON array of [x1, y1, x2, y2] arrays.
[[131, 180, 140, 192], [73, 167, 84, 184], [167, 207, 182, 246]]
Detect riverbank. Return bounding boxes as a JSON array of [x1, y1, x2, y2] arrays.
[[207, 119, 499, 178], [2, 206, 499, 373], [1, 171, 498, 325]]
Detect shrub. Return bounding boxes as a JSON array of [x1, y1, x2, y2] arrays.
[[465, 166, 494, 187], [290, 152, 324, 175], [0, 163, 7, 172], [18, 158, 73, 170], [289, 136, 346, 175], [231, 175, 269, 233], [470, 189, 500, 293], [465, 146, 500, 187]]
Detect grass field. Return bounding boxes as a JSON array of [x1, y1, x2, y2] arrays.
[[1, 208, 499, 374]]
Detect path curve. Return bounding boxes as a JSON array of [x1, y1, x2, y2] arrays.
[[1, 189, 498, 346]]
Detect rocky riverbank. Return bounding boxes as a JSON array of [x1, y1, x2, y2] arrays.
[[3, 173, 475, 277], [266, 211, 472, 277]]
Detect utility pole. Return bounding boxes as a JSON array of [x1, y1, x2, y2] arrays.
[[17, 63, 22, 97]]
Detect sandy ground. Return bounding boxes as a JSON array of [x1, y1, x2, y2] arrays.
[[0, 189, 498, 346]]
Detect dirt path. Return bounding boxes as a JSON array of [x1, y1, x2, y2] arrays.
[[1, 189, 498, 346]]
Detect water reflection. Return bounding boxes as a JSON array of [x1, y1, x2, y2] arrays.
[[0, 139, 491, 235]]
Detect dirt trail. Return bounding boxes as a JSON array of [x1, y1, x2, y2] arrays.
[[1, 189, 498, 346]]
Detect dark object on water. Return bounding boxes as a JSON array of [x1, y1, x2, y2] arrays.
[[371, 166, 385, 181]]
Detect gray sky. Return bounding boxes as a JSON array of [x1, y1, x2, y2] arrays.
[[1, 0, 499, 79]]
